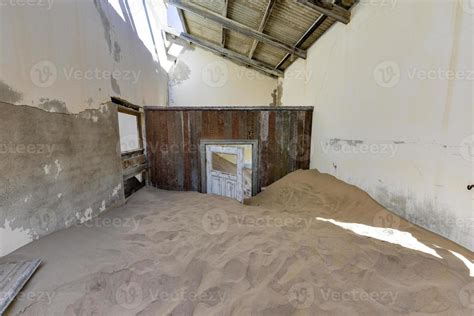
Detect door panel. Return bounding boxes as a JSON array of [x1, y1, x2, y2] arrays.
[[206, 145, 244, 202]]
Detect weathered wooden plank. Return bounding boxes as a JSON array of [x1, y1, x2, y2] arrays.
[[159, 111, 171, 189], [258, 111, 269, 189], [182, 111, 192, 189], [201, 111, 211, 138], [238, 111, 247, 139], [206, 111, 220, 138], [145, 112, 155, 186], [176, 111, 185, 190], [264, 111, 277, 186], [303, 110, 313, 168], [288, 111, 298, 172], [246, 111, 258, 139], [191, 111, 203, 191], [145, 108, 313, 193], [279, 111, 291, 179], [296, 111, 307, 169], [122, 154, 146, 170], [217, 111, 226, 136], [224, 111, 233, 139], [229, 111, 238, 139], [123, 163, 148, 181], [145, 106, 313, 111]]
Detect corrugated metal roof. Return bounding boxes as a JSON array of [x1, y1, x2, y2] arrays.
[[173, 0, 354, 77]]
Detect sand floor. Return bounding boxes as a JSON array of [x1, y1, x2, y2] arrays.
[[2, 170, 473, 315]]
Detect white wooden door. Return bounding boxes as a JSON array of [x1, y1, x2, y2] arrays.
[[206, 145, 244, 202]]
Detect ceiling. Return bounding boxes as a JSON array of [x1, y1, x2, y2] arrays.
[[166, 0, 355, 78]]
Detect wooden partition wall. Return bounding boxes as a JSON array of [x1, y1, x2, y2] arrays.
[[145, 106, 313, 193]]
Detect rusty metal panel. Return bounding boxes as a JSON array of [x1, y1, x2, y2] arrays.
[[145, 107, 313, 192]]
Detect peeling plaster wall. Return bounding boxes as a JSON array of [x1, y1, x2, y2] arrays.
[[0, 101, 124, 256], [168, 47, 278, 106], [0, 0, 169, 255], [281, 0, 473, 250]]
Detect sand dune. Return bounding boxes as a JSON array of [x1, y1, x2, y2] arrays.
[[3, 170, 473, 315]]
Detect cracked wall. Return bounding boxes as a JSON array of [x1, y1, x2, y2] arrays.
[[280, 0, 473, 250], [0, 101, 124, 256]]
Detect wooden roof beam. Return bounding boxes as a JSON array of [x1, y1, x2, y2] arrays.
[[167, 0, 307, 59], [296, 0, 350, 24], [165, 29, 283, 77], [248, 0, 277, 59], [221, 0, 228, 48], [275, 14, 328, 70]]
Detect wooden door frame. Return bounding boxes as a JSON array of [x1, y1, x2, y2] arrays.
[[200, 139, 259, 196]]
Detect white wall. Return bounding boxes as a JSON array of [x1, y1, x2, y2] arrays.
[[0, 0, 170, 256], [169, 46, 278, 106], [281, 0, 473, 250], [0, 0, 169, 113]]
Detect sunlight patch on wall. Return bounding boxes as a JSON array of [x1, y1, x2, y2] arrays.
[[108, 0, 126, 21], [168, 43, 184, 58]]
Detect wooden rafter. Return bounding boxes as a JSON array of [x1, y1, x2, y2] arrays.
[[275, 14, 328, 70], [221, 0, 228, 47], [248, 0, 277, 59], [165, 29, 283, 77], [167, 0, 307, 59], [296, 0, 350, 24]]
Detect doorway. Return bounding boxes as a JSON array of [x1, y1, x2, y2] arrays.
[[200, 139, 259, 202]]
